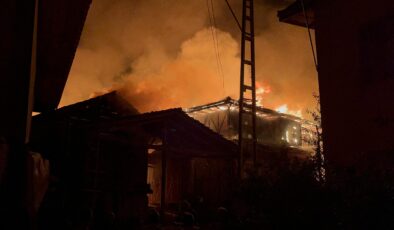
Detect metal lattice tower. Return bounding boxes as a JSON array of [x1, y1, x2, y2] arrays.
[[238, 0, 257, 174]]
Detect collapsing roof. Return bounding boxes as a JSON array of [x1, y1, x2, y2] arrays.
[[186, 97, 316, 150], [186, 96, 303, 122]]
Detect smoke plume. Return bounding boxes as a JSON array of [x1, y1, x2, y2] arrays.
[[60, 0, 318, 117]]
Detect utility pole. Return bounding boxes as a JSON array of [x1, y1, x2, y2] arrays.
[[238, 0, 257, 176]]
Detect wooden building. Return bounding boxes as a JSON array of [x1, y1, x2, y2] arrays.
[[125, 109, 238, 210], [31, 92, 148, 228], [30, 92, 238, 228]]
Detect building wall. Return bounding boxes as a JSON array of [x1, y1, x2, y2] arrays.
[[147, 152, 237, 209], [147, 155, 191, 206], [315, 0, 394, 169]]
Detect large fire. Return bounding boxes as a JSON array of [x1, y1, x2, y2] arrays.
[[275, 104, 303, 118], [256, 81, 271, 107], [255, 82, 303, 118], [60, 0, 318, 122]]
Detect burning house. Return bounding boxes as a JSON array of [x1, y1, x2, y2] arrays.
[[186, 97, 317, 159], [186, 97, 317, 148]]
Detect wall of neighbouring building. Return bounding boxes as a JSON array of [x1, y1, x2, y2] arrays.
[[315, 0, 394, 170]]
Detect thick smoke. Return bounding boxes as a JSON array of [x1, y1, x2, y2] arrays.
[[61, 0, 318, 117]]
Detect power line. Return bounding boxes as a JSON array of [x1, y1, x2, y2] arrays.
[[206, 0, 220, 78], [224, 0, 242, 31], [300, 0, 318, 72], [206, 0, 225, 95], [210, 0, 225, 93]]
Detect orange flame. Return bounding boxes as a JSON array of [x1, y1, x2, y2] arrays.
[[256, 81, 271, 106], [275, 104, 303, 118]]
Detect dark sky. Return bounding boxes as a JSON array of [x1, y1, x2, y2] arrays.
[[60, 0, 318, 118]]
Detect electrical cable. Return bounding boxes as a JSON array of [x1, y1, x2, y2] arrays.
[[206, 0, 226, 95], [300, 0, 318, 72], [210, 0, 225, 93], [224, 0, 242, 32]]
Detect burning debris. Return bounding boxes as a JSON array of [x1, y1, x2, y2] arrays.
[[186, 96, 316, 152]]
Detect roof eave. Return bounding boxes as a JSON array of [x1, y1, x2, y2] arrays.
[[277, 0, 315, 29]]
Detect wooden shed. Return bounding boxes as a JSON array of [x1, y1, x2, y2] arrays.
[[30, 92, 238, 227], [106, 108, 239, 212], [31, 92, 149, 228]]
